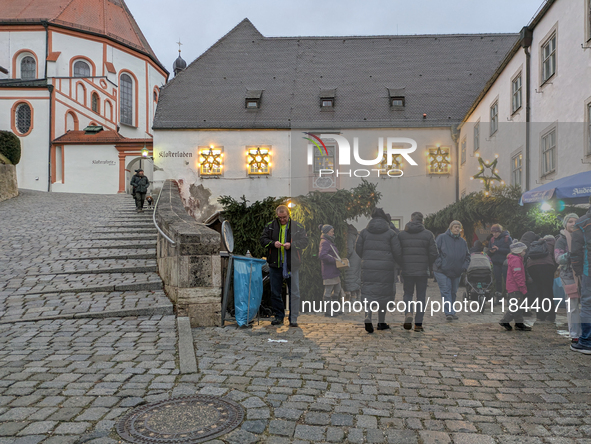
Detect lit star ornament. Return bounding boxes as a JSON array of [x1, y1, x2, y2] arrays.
[[471, 155, 504, 192], [200, 148, 222, 174], [429, 147, 450, 173], [247, 147, 270, 173]]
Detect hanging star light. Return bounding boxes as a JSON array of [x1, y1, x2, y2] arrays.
[[379, 153, 403, 171], [428, 147, 451, 174], [471, 155, 504, 192], [199, 147, 222, 175], [247, 147, 270, 174]]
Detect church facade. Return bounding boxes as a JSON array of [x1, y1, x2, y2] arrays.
[[0, 0, 168, 193]]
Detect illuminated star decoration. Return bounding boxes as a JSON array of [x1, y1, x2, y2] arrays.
[[247, 147, 270, 173], [472, 155, 504, 193], [429, 147, 450, 173], [379, 153, 403, 170], [200, 148, 222, 174]]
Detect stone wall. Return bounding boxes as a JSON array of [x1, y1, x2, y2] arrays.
[[155, 179, 222, 327], [0, 164, 18, 202]]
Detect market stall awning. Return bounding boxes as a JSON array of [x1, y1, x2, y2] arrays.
[[520, 171, 591, 205]]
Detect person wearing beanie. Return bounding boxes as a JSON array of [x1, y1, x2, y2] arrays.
[[433, 220, 471, 321], [570, 200, 591, 354], [487, 223, 512, 301], [499, 240, 532, 331], [130, 169, 149, 212], [356, 207, 403, 333], [318, 224, 343, 317], [555, 213, 582, 343]]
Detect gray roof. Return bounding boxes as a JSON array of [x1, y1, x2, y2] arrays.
[[154, 19, 519, 130]]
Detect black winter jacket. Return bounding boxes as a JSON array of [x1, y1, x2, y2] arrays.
[[434, 230, 471, 278], [487, 230, 512, 266], [260, 218, 309, 271], [130, 175, 150, 193], [572, 209, 591, 277], [398, 221, 438, 276], [355, 217, 402, 297]]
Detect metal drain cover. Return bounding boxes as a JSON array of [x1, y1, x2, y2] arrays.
[[116, 395, 244, 443]]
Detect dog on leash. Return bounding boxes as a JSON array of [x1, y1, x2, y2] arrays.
[[146, 196, 154, 209]]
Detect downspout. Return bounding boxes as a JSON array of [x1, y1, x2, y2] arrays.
[[450, 124, 460, 202], [43, 21, 52, 192], [520, 27, 533, 192]]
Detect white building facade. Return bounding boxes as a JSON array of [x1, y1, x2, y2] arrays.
[[0, 0, 168, 193], [458, 0, 591, 195]]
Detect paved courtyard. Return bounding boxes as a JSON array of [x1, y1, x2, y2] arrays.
[[0, 190, 589, 444]]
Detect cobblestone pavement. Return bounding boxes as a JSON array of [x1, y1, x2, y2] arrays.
[[2, 190, 589, 443]]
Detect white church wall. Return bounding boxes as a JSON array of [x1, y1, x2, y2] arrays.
[[0, 30, 46, 79]]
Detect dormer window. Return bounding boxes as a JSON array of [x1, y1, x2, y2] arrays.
[[320, 89, 336, 110], [245, 90, 262, 109], [388, 87, 405, 109]]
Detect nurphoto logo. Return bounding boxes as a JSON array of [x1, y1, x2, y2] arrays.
[[303, 132, 418, 178]]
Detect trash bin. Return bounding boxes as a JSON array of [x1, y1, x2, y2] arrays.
[[233, 256, 266, 326]]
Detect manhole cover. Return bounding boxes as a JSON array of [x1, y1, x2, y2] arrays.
[[116, 395, 244, 443]]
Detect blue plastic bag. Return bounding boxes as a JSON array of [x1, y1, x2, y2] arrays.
[[553, 277, 566, 308], [233, 256, 266, 326]]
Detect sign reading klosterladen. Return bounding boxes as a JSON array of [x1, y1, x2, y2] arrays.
[[159, 151, 193, 158]]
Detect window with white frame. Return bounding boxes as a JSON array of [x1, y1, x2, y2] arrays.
[[21, 56, 36, 80], [198, 146, 223, 176], [74, 60, 90, 77], [461, 138, 466, 165], [120, 74, 133, 126], [541, 129, 556, 175], [427, 146, 451, 175], [512, 74, 522, 113], [313, 145, 335, 173], [246, 146, 271, 175], [474, 121, 480, 152], [490, 101, 498, 136], [511, 153, 522, 188], [542, 34, 556, 83]]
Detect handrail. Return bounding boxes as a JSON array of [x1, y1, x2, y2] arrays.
[[153, 184, 176, 247]]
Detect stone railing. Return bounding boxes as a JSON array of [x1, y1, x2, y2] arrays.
[[155, 179, 222, 327], [0, 164, 18, 202]]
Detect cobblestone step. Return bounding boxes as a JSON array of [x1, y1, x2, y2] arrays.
[[69, 240, 156, 249], [45, 249, 157, 260], [22, 259, 157, 275], [74, 235, 157, 241], [0, 289, 172, 323]]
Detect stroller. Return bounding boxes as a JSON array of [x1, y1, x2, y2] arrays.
[[463, 253, 493, 313]]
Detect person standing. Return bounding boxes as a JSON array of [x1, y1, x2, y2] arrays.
[[344, 224, 362, 302], [398, 212, 438, 332], [130, 169, 149, 212], [570, 199, 591, 354], [487, 224, 512, 302], [434, 221, 471, 321], [555, 214, 582, 343], [318, 224, 343, 317], [260, 205, 309, 327], [527, 234, 557, 322], [355, 207, 402, 333], [499, 241, 532, 331]]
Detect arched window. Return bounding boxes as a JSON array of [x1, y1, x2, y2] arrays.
[[91, 92, 100, 113], [153, 90, 158, 102], [15, 103, 32, 134], [74, 60, 90, 77], [105, 100, 113, 120], [120, 73, 133, 125], [21, 56, 36, 80]]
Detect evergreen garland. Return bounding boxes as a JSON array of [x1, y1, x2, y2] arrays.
[[424, 185, 585, 243], [218, 180, 381, 303]]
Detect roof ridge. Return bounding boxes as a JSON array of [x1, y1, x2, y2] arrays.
[[164, 17, 261, 87], [267, 32, 520, 40], [52, 0, 78, 21]]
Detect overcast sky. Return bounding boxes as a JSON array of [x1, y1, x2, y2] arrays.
[[126, 0, 545, 76]]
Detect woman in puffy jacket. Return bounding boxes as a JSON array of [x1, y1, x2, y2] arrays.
[[318, 224, 341, 317], [487, 224, 512, 300], [555, 213, 581, 342]]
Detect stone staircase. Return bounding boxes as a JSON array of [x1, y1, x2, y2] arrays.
[[0, 193, 172, 323]]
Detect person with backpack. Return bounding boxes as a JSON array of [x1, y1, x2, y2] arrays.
[[555, 214, 582, 343], [527, 234, 557, 322], [487, 224, 512, 303]]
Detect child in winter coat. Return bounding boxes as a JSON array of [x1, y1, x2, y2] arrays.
[[499, 241, 532, 331]]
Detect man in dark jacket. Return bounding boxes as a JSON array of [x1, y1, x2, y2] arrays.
[[487, 224, 512, 299], [260, 205, 309, 327], [130, 169, 149, 212], [355, 207, 402, 333], [398, 212, 438, 332], [570, 200, 591, 354]]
